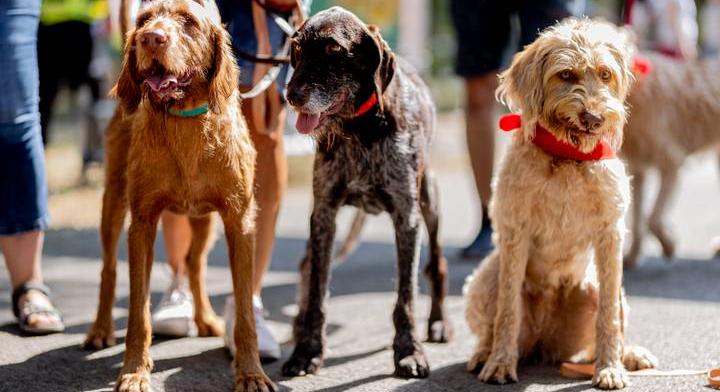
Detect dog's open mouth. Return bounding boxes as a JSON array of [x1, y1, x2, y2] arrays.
[[142, 65, 193, 99], [295, 92, 347, 135]]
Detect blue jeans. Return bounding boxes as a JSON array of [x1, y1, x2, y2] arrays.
[[0, 0, 49, 235]]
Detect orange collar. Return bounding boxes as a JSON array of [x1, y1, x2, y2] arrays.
[[499, 114, 616, 161], [354, 92, 379, 117]]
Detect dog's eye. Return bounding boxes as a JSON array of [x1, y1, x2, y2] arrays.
[[600, 69, 612, 82], [559, 70, 574, 81], [326, 43, 343, 55]]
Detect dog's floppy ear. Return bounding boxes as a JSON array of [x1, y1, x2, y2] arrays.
[[367, 24, 395, 111], [208, 24, 239, 112], [607, 25, 637, 97], [111, 31, 142, 113], [496, 38, 553, 132]]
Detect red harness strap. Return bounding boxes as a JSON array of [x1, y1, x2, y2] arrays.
[[499, 113, 616, 161], [354, 92, 378, 117]]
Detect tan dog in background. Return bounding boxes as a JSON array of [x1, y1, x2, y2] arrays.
[[81, 1, 274, 391], [622, 54, 720, 267], [464, 19, 657, 389]]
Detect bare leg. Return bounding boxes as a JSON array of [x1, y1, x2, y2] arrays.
[[461, 73, 498, 258], [161, 211, 192, 275], [242, 100, 288, 297], [0, 230, 62, 330], [465, 74, 498, 210]]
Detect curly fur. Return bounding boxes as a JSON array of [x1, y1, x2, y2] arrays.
[[464, 18, 657, 389], [82, 1, 274, 391]]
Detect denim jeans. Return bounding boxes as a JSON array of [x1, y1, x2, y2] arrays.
[[0, 0, 49, 235]]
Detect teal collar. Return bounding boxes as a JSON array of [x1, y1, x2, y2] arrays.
[[168, 103, 209, 117]]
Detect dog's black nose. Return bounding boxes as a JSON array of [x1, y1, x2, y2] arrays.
[[580, 111, 603, 130], [286, 86, 308, 106], [141, 29, 168, 51]]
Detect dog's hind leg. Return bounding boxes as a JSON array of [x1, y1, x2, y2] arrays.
[[186, 214, 224, 337], [419, 170, 451, 343], [648, 169, 678, 260], [390, 198, 430, 378], [84, 112, 128, 350], [624, 167, 645, 268], [464, 253, 498, 374], [283, 202, 340, 377]]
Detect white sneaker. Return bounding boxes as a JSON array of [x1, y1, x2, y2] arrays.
[[151, 274, 197, 337], [224, 295, 281, 361]]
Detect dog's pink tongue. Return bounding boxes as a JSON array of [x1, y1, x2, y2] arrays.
[[296, 112, 321, 134], [144, 75, 178, 92]]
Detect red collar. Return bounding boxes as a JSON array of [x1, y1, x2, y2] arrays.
[[632, 55, 653, 76], [354, 92, 379, 117], [499, 114, 616, 161]]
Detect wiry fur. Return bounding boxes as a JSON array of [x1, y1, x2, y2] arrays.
[[281, 7, 450, 379], [82, 1, 274, 391], [464, 18, 657, 390], [621, 54, 720, 267]]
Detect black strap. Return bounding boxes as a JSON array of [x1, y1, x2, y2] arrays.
[[11, 281, 52, 318], [234, 48, 290, 65]]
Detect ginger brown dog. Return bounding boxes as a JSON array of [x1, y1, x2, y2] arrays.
[[621, 54, 720, 267], [463, 19, 657, 389], [81, 1, 273, 391]]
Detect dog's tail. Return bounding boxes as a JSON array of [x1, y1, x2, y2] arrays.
[[333, 209, 367, 265]]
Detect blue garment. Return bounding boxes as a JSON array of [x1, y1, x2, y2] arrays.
[[217, 0, 311, 95], [0, 0, 49, 235]]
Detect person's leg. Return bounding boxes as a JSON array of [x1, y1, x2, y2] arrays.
[[246, 104, 288, 297], [161, 211, 192, 276], [0, 0, 61, 333], [1, 231, 44, 289], [450, 0, 510, 259]]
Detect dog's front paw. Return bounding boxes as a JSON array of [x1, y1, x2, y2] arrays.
[[394, 350, 430, 378], [467, 348, 490, 374], [479, 352, 518, 384], [623, 346, 658, 371], [593, 365, 628, 389], [83, 323, 116, 350], [282, 345, 323, 376], [195, 313, 224, 337], [115, 371, 152, 392], [427, 319, 452, 343], [234, 372, 275, 392]]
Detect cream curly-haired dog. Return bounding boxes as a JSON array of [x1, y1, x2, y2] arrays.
[[622, 54, 720, 267], [464, 18, 658, 389]]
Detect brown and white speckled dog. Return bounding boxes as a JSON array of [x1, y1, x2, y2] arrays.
[[81, 1, 273, 391], [463, 19, 657, 389], [622, 54, 720, 267], [281, 6, 450, 379]]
